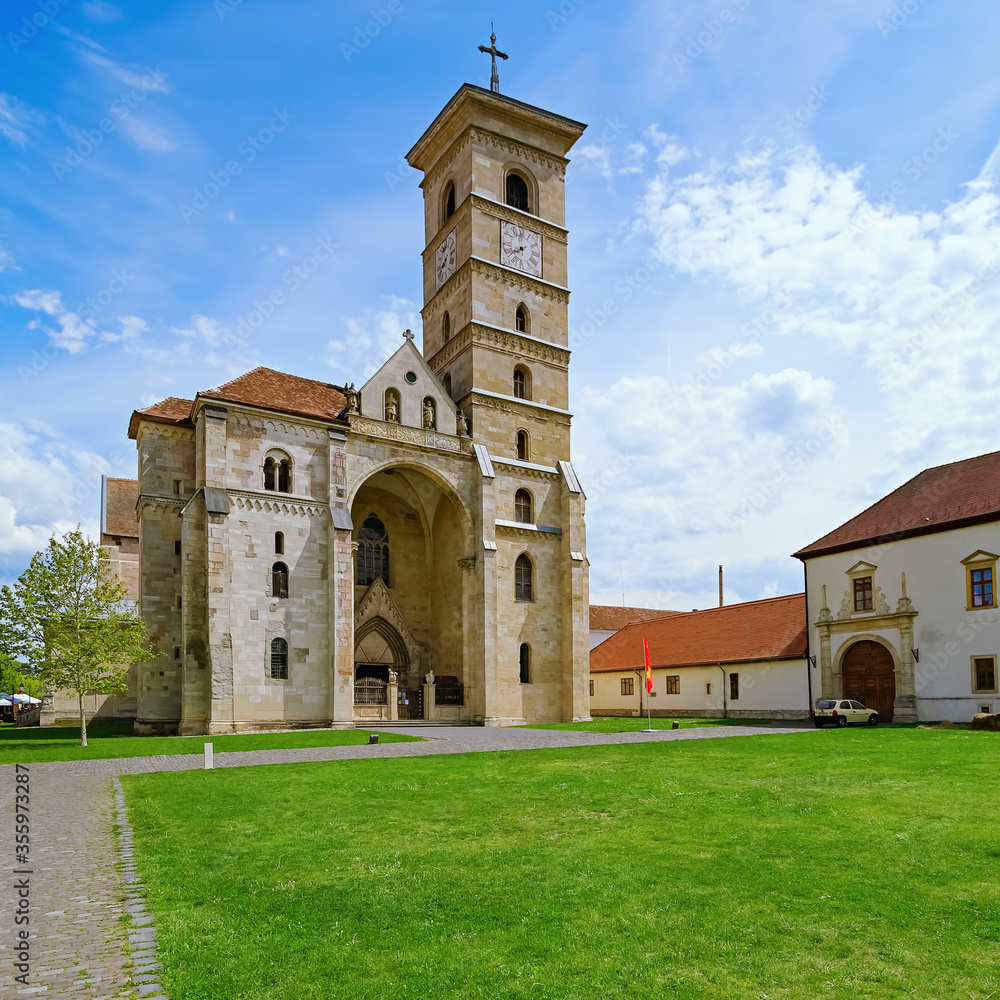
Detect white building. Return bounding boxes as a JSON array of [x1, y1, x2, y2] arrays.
[[590, 594, 810, 720], [795, 450, 1000, 723]]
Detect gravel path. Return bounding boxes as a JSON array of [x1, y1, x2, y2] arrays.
[[1, 722, 815, 997]]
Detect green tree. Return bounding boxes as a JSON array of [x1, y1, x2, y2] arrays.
[[0, 529, 156, 746]]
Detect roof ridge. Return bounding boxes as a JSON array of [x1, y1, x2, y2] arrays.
[[203, 366, 345, 398], [617, 592, 804, 628]]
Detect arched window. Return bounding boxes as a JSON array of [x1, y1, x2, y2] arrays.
[[515, 489, 532, 524], [515, 305, 527, 333], [516, 431, 529, 461], [443, 373, 453, 399], [357, 514, 390, 586], [270, 637, 288, 680], [515, 553, 533, 602], [443, 311, 451, 342], [264, 453, 292, 493], [443, 181, 456, 221], [274, 531, 284, 555], [519, 643, 531, 684], [506, 172, 530, 212], [513, 366, 531, 400], [272, 562, 288, 599]]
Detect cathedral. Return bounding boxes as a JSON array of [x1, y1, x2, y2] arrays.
[[110, 81, 591, 733]]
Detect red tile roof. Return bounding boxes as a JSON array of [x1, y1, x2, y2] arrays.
[[103, 478, 139, 537], [795, 450, 1000, 559], [199, 367, 347, 423], [128, 368, 349, 439], [590, 593, 807, 672], [589, 605, 683, 631]]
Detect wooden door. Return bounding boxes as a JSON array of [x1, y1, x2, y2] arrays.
[[841, 641, 896, 721]]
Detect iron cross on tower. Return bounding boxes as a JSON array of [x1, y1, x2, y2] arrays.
[[478, 28, 508, 94]]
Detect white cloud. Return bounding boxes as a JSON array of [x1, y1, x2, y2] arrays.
[[0, 239, 15, 272], [82, 1, 123, 22], [636, 140, 1000, 463], [11, 289, 97, 353], [327, 296, 422, 381], [80, 51, 169, 92], [0, 94, 40, 147], [578, 366, 846, 608], [0, 422, 111, 559], [117, 116, 176, 151]]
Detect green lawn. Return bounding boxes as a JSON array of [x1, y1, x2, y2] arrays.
[[123, 729, 1000, 999], [0, 723, 418, 763], [522, 716, 771, 733]]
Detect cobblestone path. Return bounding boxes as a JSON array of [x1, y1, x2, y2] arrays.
[[2, 723, 815, 997]]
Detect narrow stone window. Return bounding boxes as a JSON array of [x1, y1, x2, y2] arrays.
[[263, 458, 276, 491], [515, 305, 527, 333], [515, 489, 532, 524], [270, 638, 288, 680], [174, 540, 181, 556], [516, 430, 529, 461], [513, 366, 531, 399], [278, 459, 291, 493], [515, 553, 533, 602], [443, 311, 451, 342], [443, 373, 453, 399], [357, 515, 390, 587], [444, 181, 456, 221], [275, 531, 284, 555], [519, 643, 531, 684], [272, 562, 289, 599], [506, 172, 529, 212]]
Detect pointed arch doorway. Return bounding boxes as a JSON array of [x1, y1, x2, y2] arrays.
[[353, 616, 422, 720]]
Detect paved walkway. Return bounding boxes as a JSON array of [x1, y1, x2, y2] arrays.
[[2, 723, 815, 997]]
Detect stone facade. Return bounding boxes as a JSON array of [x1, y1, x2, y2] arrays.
[[122, 84, 592, 734]]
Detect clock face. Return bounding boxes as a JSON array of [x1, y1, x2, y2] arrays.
[[500, 222, 542, 276], [435, 230, 457, 289]]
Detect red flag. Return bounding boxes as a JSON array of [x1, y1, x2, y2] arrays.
[[643, 638, 653, 694]]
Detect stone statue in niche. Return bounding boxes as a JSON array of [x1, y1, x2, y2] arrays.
[[388, 668, 398, 684], [423, 398, 436, 429], [385, 394, 399, 423], [344, 383, 359, 414], [424, 669, 435, 685], [456, 408, 467, 436]]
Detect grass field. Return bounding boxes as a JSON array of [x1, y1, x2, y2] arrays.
[[123, 729, 1000, 999], [522, 716, 771, 733], [0, 723, 418, 763]]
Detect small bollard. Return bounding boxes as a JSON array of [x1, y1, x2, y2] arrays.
[[672, 720, 680, 730], [368, 733, 379, 745], [204, 741, 213, 769]]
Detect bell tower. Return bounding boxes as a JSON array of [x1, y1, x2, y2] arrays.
[[406, 79, 590, 726], [406, 83, 586, 467]]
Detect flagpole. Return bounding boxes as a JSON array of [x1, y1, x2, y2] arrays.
[[643, 638, 653, 733]]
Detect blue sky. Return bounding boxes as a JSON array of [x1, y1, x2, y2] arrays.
[[3, 0, 1000, 611]]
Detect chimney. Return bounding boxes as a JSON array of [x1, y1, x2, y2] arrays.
[[718, 565, 724, 607]]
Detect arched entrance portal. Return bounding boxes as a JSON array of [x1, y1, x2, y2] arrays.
[[842, 640, 896, 721], [350, 462, 473, 723]]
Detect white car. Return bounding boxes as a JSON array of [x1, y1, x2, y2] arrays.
[[814, 699, 879, 727]]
